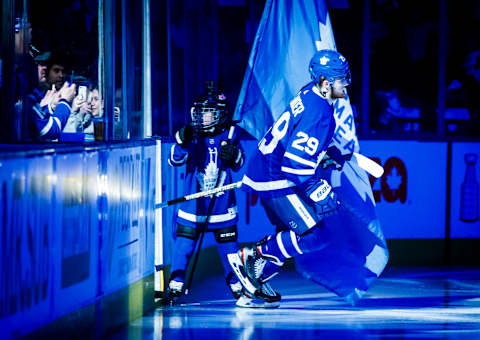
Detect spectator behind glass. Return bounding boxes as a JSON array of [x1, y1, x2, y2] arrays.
[[90, 88, 101, 117], [23, 52, 77, 140], [25, 80, 76, 141], [82, 88, 100, 136], [34, 51, 51, 91], [64, 83, 93, 133], [14, 17, 39, 140], [46, 52, 68, 91]]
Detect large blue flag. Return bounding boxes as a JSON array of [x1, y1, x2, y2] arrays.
[[235, 0, 389, 304], [234, 0, 334, 139], [234, 0, 359, 155]]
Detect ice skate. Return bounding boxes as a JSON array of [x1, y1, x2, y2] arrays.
[[161, 280, 183, 305], [227, 246, 281, 303], [235, 283, 280, 308], [226, 272, 243, 299], [228, 281, 243, 299]]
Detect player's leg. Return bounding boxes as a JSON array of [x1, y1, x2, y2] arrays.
[[229, 194, 329, 299], [295, 162, 389, 304], [213, 225, 243, 299], [164, 224, 198, 304]]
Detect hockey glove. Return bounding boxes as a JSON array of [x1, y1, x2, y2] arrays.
[[219, 142, 242, 168], [320, 146, 352, 171], [175, 125, 194, 147], [306, 179, 340, 219]]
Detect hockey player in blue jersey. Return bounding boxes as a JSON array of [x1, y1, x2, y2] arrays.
[[164, 82, 244, 304], [228, 50, 357, 308]]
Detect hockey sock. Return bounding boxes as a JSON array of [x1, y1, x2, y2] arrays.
[[216, 241, 240, 283], [295, 225, 330, 254], [170, 236, 196, 282], [260, 231, 304, 263]]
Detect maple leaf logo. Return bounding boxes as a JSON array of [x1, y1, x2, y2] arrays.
[[386, 166, 402, 190]]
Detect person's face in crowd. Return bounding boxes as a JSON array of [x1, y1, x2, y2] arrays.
[[37, 63, 48, 85], [90, 89, 100, 116], [48, 64, 65, 90]]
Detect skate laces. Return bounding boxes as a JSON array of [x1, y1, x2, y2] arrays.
[[243, 246, 267, 281], [253, 255, 267, 279]]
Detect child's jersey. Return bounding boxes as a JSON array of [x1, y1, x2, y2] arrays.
[[169, 125, 243, 228]]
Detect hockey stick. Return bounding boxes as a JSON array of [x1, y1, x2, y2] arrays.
[[155, 181, 242, 209], [156, 152, 382, 210], [184, 125, 236, 295], [352, 152, 384, 178]]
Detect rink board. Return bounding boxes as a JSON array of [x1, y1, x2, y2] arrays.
[[160, 139, 480, 267], [0, 141, 157, 339]]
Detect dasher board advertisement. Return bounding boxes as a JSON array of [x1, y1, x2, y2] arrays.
[[359, 140, 447, 239], [450, 143, 480, 238]]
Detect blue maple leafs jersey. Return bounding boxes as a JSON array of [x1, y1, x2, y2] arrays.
[[169, 125, 244, 229], [26, 88, 72, 141], [242, 82, 335, 197]]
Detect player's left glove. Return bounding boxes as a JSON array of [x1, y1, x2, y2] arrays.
[[219, 142, 242, 168], [175, 124, 194, 148], [320, 146, 352, 171], [306, 179, 340, 219]]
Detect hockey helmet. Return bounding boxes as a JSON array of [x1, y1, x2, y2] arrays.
[[190, 81, 227, 132], [309, 49, 351, 87]]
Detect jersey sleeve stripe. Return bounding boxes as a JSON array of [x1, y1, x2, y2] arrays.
[[242, 175, 295, 191], [39, 117, 54, 136], [281, 166, 315, 175], [57, 100, 72, 111], [284, 152, 317, 168], [32, 105, 45, 119], [53, 117, 62, 130]]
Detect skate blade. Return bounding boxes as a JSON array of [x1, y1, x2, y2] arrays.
[[160, 297, 178, 306], [235, 293, 280, 309], [227, 253, 258, 296]]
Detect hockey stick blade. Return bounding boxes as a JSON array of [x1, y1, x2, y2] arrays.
[[353, 152, 384, 178], [155, 181, 242, 209]]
